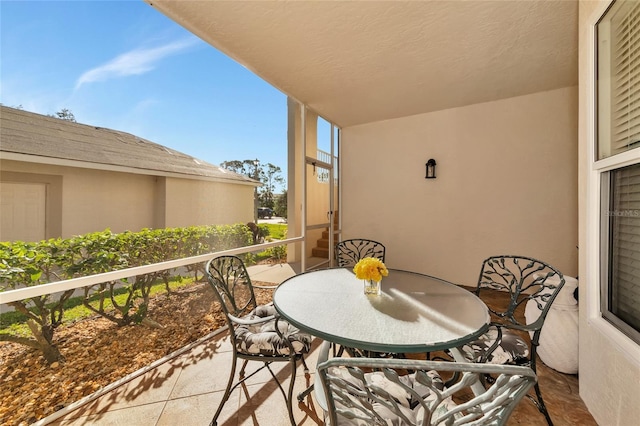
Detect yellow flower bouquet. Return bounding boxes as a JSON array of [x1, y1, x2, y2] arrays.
[[353, 257, 389, 284]]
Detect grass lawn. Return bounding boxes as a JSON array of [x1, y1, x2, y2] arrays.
[[0, 276, 195, 336], [261, 223, 287, 239]]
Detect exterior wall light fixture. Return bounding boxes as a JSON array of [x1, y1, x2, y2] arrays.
[[425, 159, 437, 179]]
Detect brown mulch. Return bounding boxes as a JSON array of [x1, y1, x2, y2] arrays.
[[0, 281, 274, 426]]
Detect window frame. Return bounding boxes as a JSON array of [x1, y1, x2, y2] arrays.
[[588, 0, 640, 360]]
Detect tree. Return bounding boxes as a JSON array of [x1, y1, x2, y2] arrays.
[[48, 108, 76, 122], [260, 163, 285, 209], [1, 103, 23, 110], [220, 159, 286, 219], [220, 160, 252, 176], [274, 189, 288, 218]]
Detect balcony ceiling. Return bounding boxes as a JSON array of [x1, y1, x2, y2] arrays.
[[147, 0, 578, 128]]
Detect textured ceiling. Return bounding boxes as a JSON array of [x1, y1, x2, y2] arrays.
[[147, 0, 578, 128]]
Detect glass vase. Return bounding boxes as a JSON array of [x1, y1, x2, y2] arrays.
[[364, 279, 381, 296]]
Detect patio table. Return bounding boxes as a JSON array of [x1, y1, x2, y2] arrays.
[[273, 268, 491, 400], [273, 267, 490, 355]]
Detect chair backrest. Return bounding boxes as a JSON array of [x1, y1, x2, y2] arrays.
[[476, 255, 565, 334], [317, 357, 536, 426], [205, 255, 257, 322], [335, 239, 386, 267]]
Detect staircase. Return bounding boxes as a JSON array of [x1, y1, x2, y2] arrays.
[[311, 211, 339, 259]]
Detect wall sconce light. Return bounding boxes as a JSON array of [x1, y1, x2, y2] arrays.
[[425, 159, 437, 179]]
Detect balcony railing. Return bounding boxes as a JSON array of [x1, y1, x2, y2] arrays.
[[316, 149, 338, 184], [0, 238, 301, 306]]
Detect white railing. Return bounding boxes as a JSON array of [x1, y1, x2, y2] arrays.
[[316, 149, 338, 184], [0, 237, 303, 305], [317, 149, 332, 165]]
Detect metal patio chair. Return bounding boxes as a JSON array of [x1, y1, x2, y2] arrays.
[[459, 255, 565, 426], [205, 255, 311, 426], [335, 238, 386, 267], [317, 356, 537, 426]]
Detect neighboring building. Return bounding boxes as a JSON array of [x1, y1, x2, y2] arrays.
[[0, 106, 258, 242]]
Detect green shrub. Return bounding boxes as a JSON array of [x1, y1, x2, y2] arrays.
[[0, 223, 254, 362], [267, 244, 287, 262]]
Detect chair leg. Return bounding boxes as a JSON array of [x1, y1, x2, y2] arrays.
[[529, 382, 554, 426], [297, 353, 313, 402], [300, 353, 310, 373], [210, 352, 239, 426], [286, 357, 298, 426], [260, 358, 299, 426], [213, 356, 302, 426], [239, 358, 249, 378], [529, 346, 553, 425], [297, 384, 314, 402]]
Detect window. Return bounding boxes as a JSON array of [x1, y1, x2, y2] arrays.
[[602, 164, 640, 341], [597, 0, 640, 159], [597, 0, 640, 344]]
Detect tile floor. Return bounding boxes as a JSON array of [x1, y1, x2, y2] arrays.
[[45, 263, 598, 426], [47, 329, 597, 426], [49, 333, 326, 426]]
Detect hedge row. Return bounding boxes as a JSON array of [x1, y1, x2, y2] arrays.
[[0, 223, 256, 362]]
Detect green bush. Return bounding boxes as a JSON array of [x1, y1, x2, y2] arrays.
[[0, 223, 254, 362], [267, 244, 287, 262], [0, 240, 75, 363]]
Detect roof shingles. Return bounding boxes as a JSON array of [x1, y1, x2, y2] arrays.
[[0, 106, 254, 184]]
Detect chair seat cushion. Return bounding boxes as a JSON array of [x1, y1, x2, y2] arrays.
[[235, 303, 312, 356], [460, 326, 529, 365], [327, 367, 456, 425]]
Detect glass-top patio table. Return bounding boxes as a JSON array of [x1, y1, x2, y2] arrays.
[[273, 268, 490, 355]]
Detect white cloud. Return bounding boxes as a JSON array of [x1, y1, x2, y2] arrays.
[[75, 38, 198, 89]]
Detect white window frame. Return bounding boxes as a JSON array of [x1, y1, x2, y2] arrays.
[[587, 0, 640, 362]]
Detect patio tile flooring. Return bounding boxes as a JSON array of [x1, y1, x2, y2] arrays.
[[46, 263, 597, 425], [48, 330, 596, 426], [49, 333, 325, 426]]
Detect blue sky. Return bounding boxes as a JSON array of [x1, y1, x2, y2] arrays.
[[0, 0, 289, 187]]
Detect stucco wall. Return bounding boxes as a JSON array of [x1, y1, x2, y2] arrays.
[[340, 86, 578, 286], [1, 161, 157, 238], [164, 177, 254, 227], [578, 2, 640, 425], [63, 168, 157, 237], [0, 160, 255, 239]]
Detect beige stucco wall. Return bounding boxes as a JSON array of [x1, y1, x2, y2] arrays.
[[1, 160, 157, 238], [340, 86, 578, 287], [578, 2, 640, 425], [0, 160, 255, 239], [62, 168, 157, 237], [164, 177, 254, 227]]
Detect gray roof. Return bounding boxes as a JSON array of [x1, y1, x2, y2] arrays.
[[0, 106, 256, 184]]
